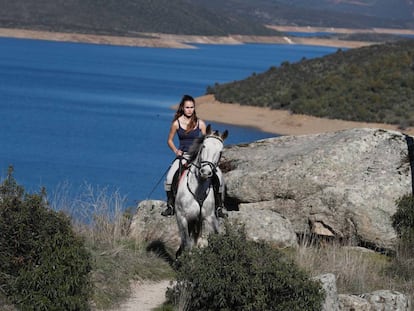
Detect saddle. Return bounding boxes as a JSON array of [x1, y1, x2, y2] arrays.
[[171, 158, 187, 197]]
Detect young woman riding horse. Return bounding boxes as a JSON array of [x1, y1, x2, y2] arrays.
[[175, 125, 228, 256], [162, 94, 226, 218]]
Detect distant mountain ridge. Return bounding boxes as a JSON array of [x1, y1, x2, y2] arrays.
[[290, 0, 414, 20], [0, 0, 412, 38], [0, 0, 277, 36], [195, 0, 414, 29], [308, 0, 414, 20]]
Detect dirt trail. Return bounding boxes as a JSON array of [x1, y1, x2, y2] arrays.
[[109, 280, 171, 311]]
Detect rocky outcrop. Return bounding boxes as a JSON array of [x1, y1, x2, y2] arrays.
[[221, 128, 412, 251], [129, 199, 298, 252], [131, 128, 412, 251], [129, 128, 413, 310]]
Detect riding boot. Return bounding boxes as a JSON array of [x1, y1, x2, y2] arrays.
[[161, 191, 175, 217], [214, 191, 228, 218]]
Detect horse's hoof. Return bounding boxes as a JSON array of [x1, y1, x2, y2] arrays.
[[197, 238, 209, 248], [216, 207, 228, 218]]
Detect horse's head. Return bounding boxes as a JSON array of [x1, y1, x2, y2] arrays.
[[198, 124, 228, 179]]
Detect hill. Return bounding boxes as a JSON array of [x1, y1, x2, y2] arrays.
[[278, 0, 414, 21], [195, 0, 414, 30], [0, 0, 412, 39], [206, 39, 414, 128], [0, 0, 277, 36]]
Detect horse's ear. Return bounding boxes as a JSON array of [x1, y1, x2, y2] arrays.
[[206, 124, 212, 135], [221, 130, 228, 140]]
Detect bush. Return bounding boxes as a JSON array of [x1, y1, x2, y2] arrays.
[[388, 194, 414, 281], [0, 167, 92, 311], [392, 194, 414, 241], [166, 223, 324, 311]]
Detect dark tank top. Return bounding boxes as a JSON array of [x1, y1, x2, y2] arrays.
[[177, 120, 200, 152]]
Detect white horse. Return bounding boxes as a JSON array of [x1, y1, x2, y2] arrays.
[[175, 125, 228, 257]]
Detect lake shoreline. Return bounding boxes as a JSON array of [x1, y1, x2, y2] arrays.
[[194, 95, 414, 136], [0, 27, 388, 49]]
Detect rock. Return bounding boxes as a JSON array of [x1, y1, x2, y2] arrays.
[[129, 200, 181, 252], [313, 273, 340, 311], [315, 278, 411, 311], [227, 202, 298, 248], [221, 128, 412, 251], [360, 290, 411, 311], [339, 294, 372, 311], [339, 290, 411, 311]]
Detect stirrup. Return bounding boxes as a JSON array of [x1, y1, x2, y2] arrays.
[[161, 205, 175, 217]]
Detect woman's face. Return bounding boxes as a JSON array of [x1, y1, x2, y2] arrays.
[[183, 100, 195, 118]]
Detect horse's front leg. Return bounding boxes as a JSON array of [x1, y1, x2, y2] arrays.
[[197, 209, 219, 248], [175, 211, 193, 258]]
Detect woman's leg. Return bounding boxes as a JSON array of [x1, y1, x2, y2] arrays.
[[161, 158, 180, 216], [214, 168, 227, 218]]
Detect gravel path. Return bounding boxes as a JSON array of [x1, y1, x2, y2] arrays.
[[109, 280, 171, 311]]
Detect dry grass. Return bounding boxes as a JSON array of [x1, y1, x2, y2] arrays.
[[290, 237, 414, 303], [48, 184, 175, 310]]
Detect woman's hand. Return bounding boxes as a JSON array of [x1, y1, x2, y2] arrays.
[[175, 149, 183, 156]]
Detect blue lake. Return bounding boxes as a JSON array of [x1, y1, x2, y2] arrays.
[[0, 37, 338, 207]]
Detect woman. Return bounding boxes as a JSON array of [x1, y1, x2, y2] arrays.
[[161, 94, 226, 218]]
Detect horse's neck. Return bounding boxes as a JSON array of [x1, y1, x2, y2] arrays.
[[187, 161, 199, 183], [186, 154, 204, 186]]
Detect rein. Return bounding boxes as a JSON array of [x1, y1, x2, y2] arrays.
[[191, 135, 223, 171], [185, 134, 223, 206]]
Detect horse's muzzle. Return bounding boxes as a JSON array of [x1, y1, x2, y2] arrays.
[[200, 163, 214, 179]]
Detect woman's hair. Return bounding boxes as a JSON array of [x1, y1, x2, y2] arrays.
[[173, 94, 198, 133]]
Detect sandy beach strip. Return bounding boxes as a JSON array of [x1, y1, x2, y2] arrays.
[[0, 27, 375, 49], [267, 25, 414, 35], [195, 95, 414, 136]]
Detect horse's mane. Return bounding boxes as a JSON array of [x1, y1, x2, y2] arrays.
[[187, 135, 205, 163]]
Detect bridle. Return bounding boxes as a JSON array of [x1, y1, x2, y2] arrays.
[[192, 135, 223, 178], [185, 134, 223, 207]]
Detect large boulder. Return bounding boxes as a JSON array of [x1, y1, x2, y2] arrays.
[[129, 200, 181, 252], [129, 200, 298, 252], [227, 203, 298, 248], [221, 128, 413, 251]]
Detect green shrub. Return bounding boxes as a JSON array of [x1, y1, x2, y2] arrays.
[[392, 194, 414, 241], [388, 194, 414, 281], [166, 223, 324, 311], [0, 167, 92, 311]]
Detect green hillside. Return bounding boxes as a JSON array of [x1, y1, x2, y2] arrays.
[[0, 0, 277, 36], [195, 0, 414, 29], [207, 40, 414, 127], [0, 0, 412, 38]]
